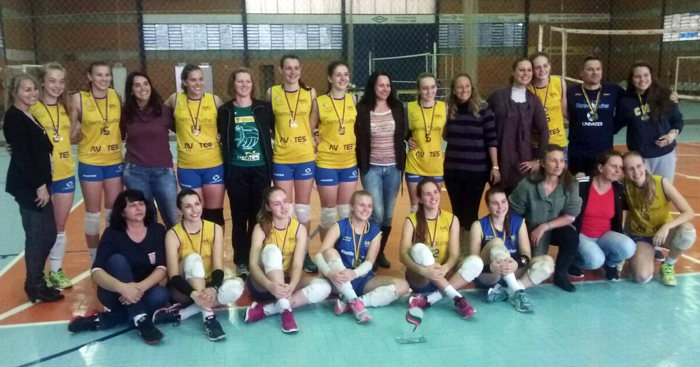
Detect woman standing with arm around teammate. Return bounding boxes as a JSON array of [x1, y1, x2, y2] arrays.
[[266, 55, 318, 273], [164, 64, 226, 228], [528, 52, 569, 153], [120, 71, 179, 229], [218, 68, 273, 277], [355, 71, 406, 270], [310, 61, 358, 240], [69, 62, 124, 264]]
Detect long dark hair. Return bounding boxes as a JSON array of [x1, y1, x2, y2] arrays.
[[122, 71, 163, 124], [325, 60, 350, 94], [109, 189, 155, 230], [279, 54, 310, 91], [484, 186, 511, 240], [180, 64, 202, 94], [256, 186, 288, 238], [176, 189, 201, 210], [414, 178, 440, 244], [529, 144, 576, 193], [448, 73, 483, 119], [360, 71, 400, 111], [626, 61, 673, 122]]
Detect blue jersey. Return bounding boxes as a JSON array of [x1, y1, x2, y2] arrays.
[[335, 217, 382, 269], [478, 214, 525, 258], [566, 83, 624, 157]]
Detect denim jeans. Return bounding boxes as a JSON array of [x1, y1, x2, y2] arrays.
[[360, 164, 401, 228], [19, 203, 57, 289], [122, 162, 179, 228], [574, 231, 637, 269]]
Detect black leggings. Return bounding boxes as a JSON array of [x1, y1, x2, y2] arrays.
[[444, 171, 490, 229], [546, 224, 580, 276]]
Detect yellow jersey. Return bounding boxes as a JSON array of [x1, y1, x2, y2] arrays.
[[528, 76, 567, 147], [625, 175, 674, 237], [270, 85, 314, 164], [315, 93, 357, 169], [77, 89, 123, 165], [174, 93, 222, 169], [172, 220, 216, 279], [30, 101, 74, 181], [266, 218, 300, 274], [408, 210, 455, 265], [405, 100, 446, 177]]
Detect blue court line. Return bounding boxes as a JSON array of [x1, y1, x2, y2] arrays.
[[15, 327, 134, 367]]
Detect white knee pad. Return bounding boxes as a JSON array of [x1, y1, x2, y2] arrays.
[[458, 255, 484, 282], [327, 258, 346, 271], [84, 212, 102, 236], [527, 256, 555, 285], [337, 204, 351, 220], [183, 253, 206, 280], [672, 227, 696, 251], [410, 243, 435, 267], [217, 278, 244, 305], [295, 204, 311, 224], [302, 278, 331, 304], [488, 240, 510, 262], [104, 209, 113, 227], [261, 244, 284, 273], [362, 284, 398, 307], [320, 207, 337, 229]]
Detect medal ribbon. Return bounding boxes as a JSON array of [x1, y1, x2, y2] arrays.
[[488, 217, 506, 243], [581, 85, 601, 116], [350, 218, 366, 266], [637, 92, 649, 118], [89, 91, 109, 130], [42, 102, 60, 137], [426, 210, 440, 247], [420, 102, 436, 142], [187, 94, 204, 133], [182, 220, 205, 256], [529, 77, 551, 109], [329, 94, 347, 132], [283, 86, 301, 123], [273, 218, 291, 257]]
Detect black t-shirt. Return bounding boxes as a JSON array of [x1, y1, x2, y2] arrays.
[[92, 223, 167, 282]]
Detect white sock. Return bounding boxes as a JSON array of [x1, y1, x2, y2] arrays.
[[88, 248, 97, 264], [263, 302, 282, 316], [201, 309, 214, 320], [503, 273, 525, 291], [276, 297, 291, 311], [338, 282, 359, 301], [664, 257, 678, 266], [133, 313, 147, 326], [426, 290, 443, 304], [49, 232, 67, 272], [179, 304, 200, 321], [359, 285, 398, 307], [443, 285, 461, 300]]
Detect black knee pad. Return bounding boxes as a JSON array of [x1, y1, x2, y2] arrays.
[[203, 208, 225, 226]]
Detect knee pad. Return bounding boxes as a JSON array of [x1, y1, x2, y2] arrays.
[[202, 208, 225, 227], [104, 209, 113, 227], [84, 212, 102, 236], [458, 255, 484, 282], [527, 256, 555, 285], [261, 244, 283, 273], [183, 253, 206, 280], [217, 278, 244, 305], [302, 278, 331, 304], [337, 204, 351, 220], [320, 207, 337, 229], [363, 284, 398, 307], [487, 239, 510, 262], [410, 243, 435, 267], [410, 204, 418, 214], [295, 204, 311, 224], [673, 226, 696, 251]]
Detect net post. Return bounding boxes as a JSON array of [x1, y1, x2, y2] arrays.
[[674, 56, 680, 92], [368, 51, 372, 76], [561, 30, 567, 82], [432, 42, 437, 77], [538, 25, 544, 52]]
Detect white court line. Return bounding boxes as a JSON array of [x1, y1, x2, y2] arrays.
[[681, 254, 700, 265], [676, 173, 700, 181], [670, 211, 700, 217], [0, 320, 68, 329]]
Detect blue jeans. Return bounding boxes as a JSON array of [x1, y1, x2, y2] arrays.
[[97, 254, 169, 329], [574, 231, 637, 269], [360, 164, 401, 228], [123, 162, 179, 228]]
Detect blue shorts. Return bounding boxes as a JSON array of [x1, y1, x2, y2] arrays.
[[315, 166, 358, 186], [272, 161, 315, 181], [350, 272, 374, 296], [410, 280, 439, 294], [51, 176, 76, 194], [246, 277, 277, 302], [630, 236, 654, 245], [177, 165, 224, 189], [405, 173, 444, 184], [78, 162, 123, 182]]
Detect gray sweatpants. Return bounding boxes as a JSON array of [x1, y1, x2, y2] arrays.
[[645, 150, 676, 183]]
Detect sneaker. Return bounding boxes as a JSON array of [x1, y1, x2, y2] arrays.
[[236, 263, 250, 278], [348, 300, 371, 323], [334, 298, 350, 315], [604, 265, 620, 281], [659, 263, 677, 286], [567, 266, 584, 278], [454, 297, 476, 319], [509, 290, 534, 313], [486, 284, 509, 303], [281, 309, 299, 333], [49, 269, 73, 289], [303, 253, 318, 274], [136, 317, 164, 345], [68, 311, 100, 332], [203, 316, 226, 341], [408, 294, 431, 309], [654, 247, 665, 262], [152, 304, 182, 325], [554, 274, 576, 292], [244, 302, 267, 323]]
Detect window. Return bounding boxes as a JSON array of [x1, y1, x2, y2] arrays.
[[143, 24, 245, 50], [246, 0, 341, 14], [247, 24, 343, 50], [479, 23, 525, 48], [663, 12, 700, 42], [0, 25, 4, 48], [439, 24, 462, 49]]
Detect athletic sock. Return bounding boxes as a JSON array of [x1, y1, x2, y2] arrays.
[[179, 304, 200, 321], [426, 290, 443, 304], [49, 232, 67, 272], [133, 313, 147, 326], [276, 297, 291, 311], [263, 302, 282, 316], [443, 285, 461, 300], [503, 273, 525, 291], [88, 248, 97, 264], [337, 282, 359, 301], [664, 257, 678, 266], [201, 309, 214, 320]]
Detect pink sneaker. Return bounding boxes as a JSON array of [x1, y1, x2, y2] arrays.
[[408, 294, 431, 309], [244, 302, 267, 323], [334, 298, 350, 315], [454, 297, 476, 319], [281, 309, 298, 333], [348, 300, 371, 323]]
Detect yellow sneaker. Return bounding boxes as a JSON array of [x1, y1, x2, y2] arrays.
[[659, 263, 677, 286]]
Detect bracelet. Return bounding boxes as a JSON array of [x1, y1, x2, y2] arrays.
[[492, 166, 499, 170]]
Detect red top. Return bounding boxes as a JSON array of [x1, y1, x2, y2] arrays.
[[581, 184, 614, 238]]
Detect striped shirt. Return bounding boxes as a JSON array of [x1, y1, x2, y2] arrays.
[[369, 110, 396, 165], [444, 103, 498, 173]]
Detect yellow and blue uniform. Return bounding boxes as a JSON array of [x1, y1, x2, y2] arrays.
[[334, 218, 381, 295], [270, 85, 315, 181], [77, 89, 123, 182], [625, 175, 674, 243], [173, 93, 224, 189], [478, 214, 525, 259], [528, 76, 567, 149], [30, 101, 75, 193], [172, 220, 216, 280], [315, 93, 358, 186], [405, 100, 446, 183]]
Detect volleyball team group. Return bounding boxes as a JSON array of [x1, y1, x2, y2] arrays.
[[4, 52, 695, 345]]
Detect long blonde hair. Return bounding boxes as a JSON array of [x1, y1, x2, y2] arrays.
[[623, 151, 657, 206], [7, 73, 39, 106], [448, 73, 483, 119], [38, 62, 69, 109], [256, 186, 288, 238], [415, 72, 437, 104]]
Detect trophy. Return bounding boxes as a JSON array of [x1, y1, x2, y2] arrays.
[[396, 307, 427, 344]]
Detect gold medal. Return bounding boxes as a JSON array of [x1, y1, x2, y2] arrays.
[[187, 95, 204, 138], [426, 211, 441, 248], [289, 120, 298, 128], [350, 218, 367, 270], [425, 135, 432, 143], [640, 115, 650, 121], [338, 126, 346, 135], [89, 92, 111, 137], [192, 125, 201, 136], [283, 86, 301, 129], [102, 126, 110, 135], [53, 133, 62, 142], [420, 102, 436, 144], [329, 93, 347, 137], [353, 259, 362, 268]]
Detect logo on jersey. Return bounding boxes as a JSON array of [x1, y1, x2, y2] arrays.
[[235, 124, 260, 150]]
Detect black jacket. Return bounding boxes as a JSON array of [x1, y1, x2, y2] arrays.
[[574, 177, 625, 235], [354, 100, 406, 175], [4, 106, 54, 211], [217, 99, 274, 180]]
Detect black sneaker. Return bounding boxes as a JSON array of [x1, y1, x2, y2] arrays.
[[203, 316, 226, 341], [654, 248, 665, 262], [604, 265, 620, 281], [303, 253, 318, 274], [152, 304, 182, 326], [68, 311, 100, 332], [567, 266, 584, 278], [554, 274, 576, 292], [137, 317, 164, 345]]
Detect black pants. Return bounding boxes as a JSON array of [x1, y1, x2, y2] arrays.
[[568, 154, 597, 177], [546, 224, 580, 276], [19, 203, 57, 289], [444, 170, 489, 229], [226, 165, 271, 266]]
